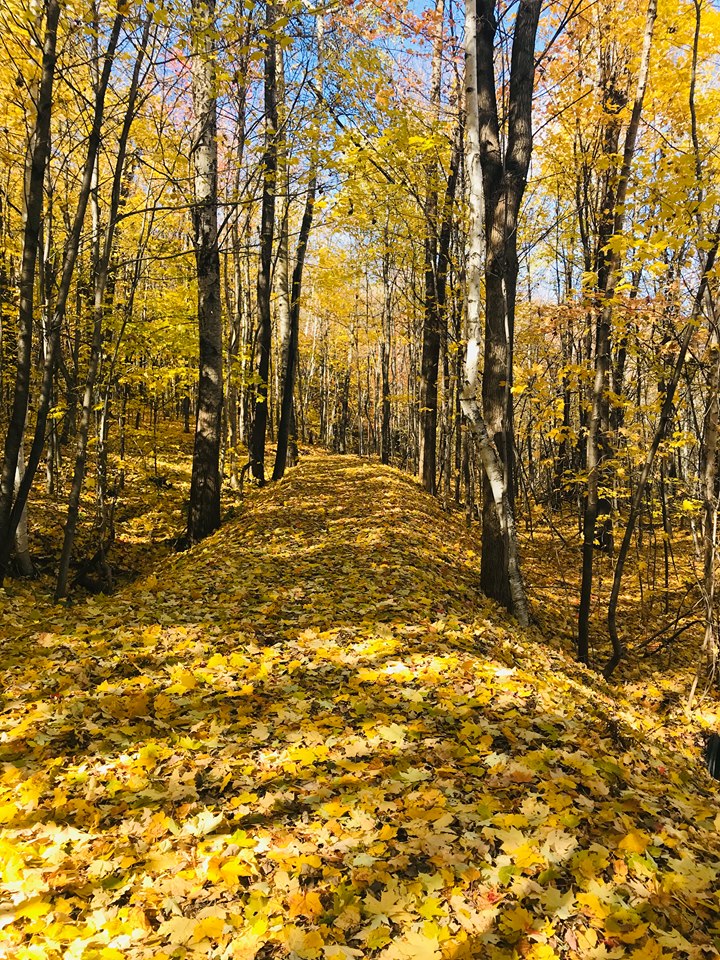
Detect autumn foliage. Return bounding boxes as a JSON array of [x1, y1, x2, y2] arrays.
[[3, 0, 720, 956], [1, 448, 719, 959]]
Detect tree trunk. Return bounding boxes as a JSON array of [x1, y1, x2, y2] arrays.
[[274, 39, 292, 436], [461, 0, 529, 626], [0, 8, 123, 580], [0, 0, 60, 577], [381, 245, 392, 465], [227, 248, 242, 488], [56, 12, 150, 598], [187, 0, 223, 543], [273, 13, 324, 479], [13, 432, 34, 577], [476, 0, 541, 611], [418, 0, 445, 494], [700, 337, 720, 668], [250, 0, 278, 484], [606, 224, 720, 677], [578, 0, 657, 664], [273, 171, 317, 480]]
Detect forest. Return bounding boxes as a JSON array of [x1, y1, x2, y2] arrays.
[[2, 0, 720, 957]]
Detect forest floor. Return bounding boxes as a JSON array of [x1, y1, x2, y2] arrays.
[[1, 433, 720, 960]]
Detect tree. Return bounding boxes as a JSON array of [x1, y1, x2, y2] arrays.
[[186, 0, 223, 542], [577, 0, 658, 665], [249, 0, 278, 484], [55, 11, 153, 597], [418, 0, 445, 495], [461, 0, 529, 626], [0, 5, 124, 580], [0, 0, 60, 578], [273, 12, 325, 481], [475, 0, 541, 612]]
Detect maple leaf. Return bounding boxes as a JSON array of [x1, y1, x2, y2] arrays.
[[281, 924, 325, 958], [157, 915, 198, 945], [382, 926, 441, 960], [183, 810, 224, 837], [2, 449, 720, 960], [618, 830, 652, 855], [288, 889, 324, 919]]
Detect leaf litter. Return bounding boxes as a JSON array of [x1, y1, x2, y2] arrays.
[[1, 451, 719, 960]]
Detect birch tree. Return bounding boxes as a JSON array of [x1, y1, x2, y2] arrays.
[[461, 0, 529, 626]]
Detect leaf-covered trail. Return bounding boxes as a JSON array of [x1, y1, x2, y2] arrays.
[[1, 453, 720, 960]]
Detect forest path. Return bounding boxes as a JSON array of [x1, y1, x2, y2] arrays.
[[1, 452, 720, 959], [127, 450, 488, 641]]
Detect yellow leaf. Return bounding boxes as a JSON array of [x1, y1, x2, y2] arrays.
[[617, 922, 649, 944], [375, 722, 407, 745], [223, 856, 254, 884], [282, 925, 324, 958], [0, 839, 25, 881], [364, 923, 392, 949], [418, 896, 446, 920], [158, 915, 198, 945], [619, 830, 651, 855], [385, 927, 440, 960], [527, 946, 560, 960], [193, 915, 226, 941], [153, 693, 176, 716], [183, 809, 224, 837], [169, 668, 197, 692], [16, 898, 52, 921], [630, 941, 668, 959], [288, 890, 324, 919], [577, 892, 611, 923], [576, 927, 598, 950], [499, 905, 535, 938]]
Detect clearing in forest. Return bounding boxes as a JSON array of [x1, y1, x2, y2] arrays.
[[1, 453, 720, 960]]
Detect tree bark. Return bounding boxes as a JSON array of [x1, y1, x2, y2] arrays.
[[475, 0, 541, 611], [250, 0, 278, 484], [0, 8, 123, 580], [56, 13, 151, 597], [418, 0, 445, 494], [0, 0, 60, 577], [578, 0, 657, 664], [186, 0, 223, 542], [461, 0, 529, 626]]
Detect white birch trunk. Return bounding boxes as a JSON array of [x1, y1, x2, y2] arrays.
[[460, 0, 529, 626], [13, 434, 33, 576]]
